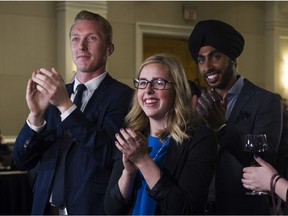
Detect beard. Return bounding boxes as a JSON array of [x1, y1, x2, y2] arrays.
[[213, 59, 235, 89]]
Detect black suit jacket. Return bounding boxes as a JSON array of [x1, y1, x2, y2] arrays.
[[104, 125, 218, 215], [215, 79, 282, 214], [13, 74, 133, 215]]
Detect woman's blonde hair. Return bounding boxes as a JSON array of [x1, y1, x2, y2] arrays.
[[125, 53, 196, 143]]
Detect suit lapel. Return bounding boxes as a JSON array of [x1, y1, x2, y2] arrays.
[[164, 139, 187, 177], [83, 74, 114, 113], [67, 74, 114, 113], [67, 82, 74, 96], [228, 79, 255, 124]]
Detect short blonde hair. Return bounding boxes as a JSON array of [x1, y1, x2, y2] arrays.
[[70, 10, 113, 45]]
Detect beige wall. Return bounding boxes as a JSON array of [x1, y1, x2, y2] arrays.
[[107, 1, 266, 87], [0, 1, 287, 138], [0, 2, 56, 138]]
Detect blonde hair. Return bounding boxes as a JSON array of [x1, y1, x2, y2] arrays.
[[125, 53, 196, 143], [70, 10, 113, 45]]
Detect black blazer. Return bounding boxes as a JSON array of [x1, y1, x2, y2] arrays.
[[215, 79, 282, 214], [13, 74, 133, 215], [104, 125, 218, 215]]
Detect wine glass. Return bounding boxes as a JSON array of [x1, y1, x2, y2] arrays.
[[243, 133, 269, 195]]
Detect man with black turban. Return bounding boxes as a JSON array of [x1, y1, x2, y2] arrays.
[[188, 20, 282, 214]]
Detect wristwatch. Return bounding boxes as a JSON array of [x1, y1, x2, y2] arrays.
[[216, 123, 227, 138]]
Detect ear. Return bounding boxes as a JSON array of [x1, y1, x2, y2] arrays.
[[106, 43, 114, 57]]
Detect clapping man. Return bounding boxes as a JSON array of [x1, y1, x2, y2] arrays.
[[13, 10, 133, 215], [188, 20, 282, 214]]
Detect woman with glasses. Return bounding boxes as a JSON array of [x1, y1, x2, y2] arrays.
[[104, 53, 217, 215]]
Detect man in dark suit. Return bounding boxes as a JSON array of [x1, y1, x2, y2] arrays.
[[188, 20, 282, 214], [13, 10, 133, 215]]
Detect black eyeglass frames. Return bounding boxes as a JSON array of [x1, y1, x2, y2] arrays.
[[133, 79, 173, 90]]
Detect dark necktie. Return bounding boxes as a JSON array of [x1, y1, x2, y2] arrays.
[[73, 84, 87, 108], [51, 133, 70, 208], [51, 84, 86, 207]]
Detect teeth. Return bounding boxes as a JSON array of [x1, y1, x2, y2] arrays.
[[146, 99, 157, 104], [207, 74, 217, 80]]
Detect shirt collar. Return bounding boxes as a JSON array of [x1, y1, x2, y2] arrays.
[[228, 75, 244, 96], [73, 72, 107, 93]]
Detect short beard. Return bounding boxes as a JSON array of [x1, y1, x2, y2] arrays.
[[215, 59, 235, 89]]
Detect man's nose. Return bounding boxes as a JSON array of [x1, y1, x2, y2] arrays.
[[202, 59, 213, 72], [79, 40, 88, 51]]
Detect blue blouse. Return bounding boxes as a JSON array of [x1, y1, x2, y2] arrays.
[[131, 136, 171, 215]]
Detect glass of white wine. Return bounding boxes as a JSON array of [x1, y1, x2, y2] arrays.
[[243, 134, 268, 195]]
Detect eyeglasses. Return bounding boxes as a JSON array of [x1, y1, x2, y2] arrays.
[[133, 79, 173, 90]]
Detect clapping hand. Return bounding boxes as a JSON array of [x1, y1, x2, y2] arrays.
[[115, 128, 148, 174], [196, 89, 226, 130], [27, 68, 73, 125]]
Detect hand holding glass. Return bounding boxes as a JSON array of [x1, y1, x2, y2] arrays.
[[243, 134, 268, 195]]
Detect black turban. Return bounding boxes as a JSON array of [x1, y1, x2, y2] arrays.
[[188, 20, 245, 62]]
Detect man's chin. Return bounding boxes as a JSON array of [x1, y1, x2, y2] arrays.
[[76, 67, 93, 73], [206, 81, 218, 88]]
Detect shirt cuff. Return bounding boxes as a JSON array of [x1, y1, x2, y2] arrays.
[[26, 119, 46, 132], [61, 104, 77, 121]]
